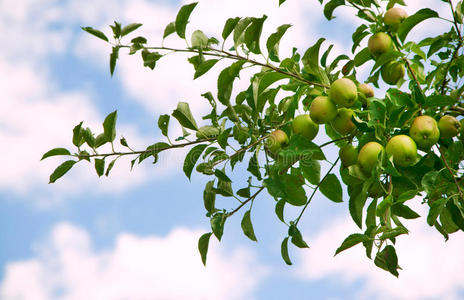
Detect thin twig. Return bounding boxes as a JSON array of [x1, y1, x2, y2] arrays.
[[227, 186, 265, 217]]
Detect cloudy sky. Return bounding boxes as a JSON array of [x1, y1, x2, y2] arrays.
[[1, 0, 464, 299]]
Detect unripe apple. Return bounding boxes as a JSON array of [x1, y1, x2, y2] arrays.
[[309, 96, 337, 124], [329, 78, 358, 107], [386, 135, 418, 167], [438, 115, 461, 139], [292, 114, 319, 141], [381, 61, 405, 85], [384, 7, 408, 31], [331, 108, 356, 136], [339, 144, 358, 167], [265, 129, 289, 155], [358, 142, 384, 175], [358, 83, 374, 105], [368, 32, 392, 58], [409, 115, 440, 150]]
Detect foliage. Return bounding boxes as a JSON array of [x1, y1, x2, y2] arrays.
[[44, 0, 464, 276]]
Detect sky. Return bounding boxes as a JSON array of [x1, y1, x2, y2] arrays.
[[1, 0, 464, 299]]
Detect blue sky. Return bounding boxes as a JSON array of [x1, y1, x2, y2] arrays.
[[1, 0, 464, 299]]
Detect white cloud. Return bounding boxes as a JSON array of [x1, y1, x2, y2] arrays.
[[295, 198, 464, 300], [0, 223, 268, 300]]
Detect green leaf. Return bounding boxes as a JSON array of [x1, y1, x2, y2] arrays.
[[324, 0, 345, 20], [191, 30, 208, 48], [275, 199, 285, 223], [319, 174, 343, 203], [41, 148, 71, 160], [244, 15, 268, 54], [105, 158, 117, 176], [425, 95, 456, 107], [301, 159, 320, 185], [95, 133, 107, 148], [217, 128, 232, 149], [366, 198, 378, 228], [302, 38, 325, 72], [172, 102, 198, 130], [211, 213, 226, 241], [279, 0, 286, 5], [374, 245, 399, 277], [141, 49, 162, 70], [121, 23, 142, 36], [217, 61, 246, 106], [379, 226, 408, 240], [281, 237, 292, 265], [247, 153, 261, 180], [222, 17, 240, 40], [81, 27, 109, 42], [233, 17, 252, 50], [49, 160, 77, 183], [198, 232, 212, 266], [237, 187, 250, 198], [175, 2, 198, 39], [398, 8, 439, 42], [335, 233, 370, 256], [266, 24, 292, 62], [427, 198, 447, 226], [83, 127, 96, 148], [194, 59, 219, 79], [131, 36, 147, 44], [376, 194, 394, 217], [392, 203, 420, 219], [284, 174, 307, 206], [110, 21, 121, 38], [94, 158, 105, 177], [110, 47, 119, 76], [158, 114, 170, 137], [103, 110, 117, 143], [289, 225, 309, 248], [241, 210, 257, 241], [349, 185, 368, 228], [371, 51, 404, 74], [354, 47, 372, 67], [72, 121, 84, 147], [203, 180, 216, 213], [214, 169, 232, 182], [183, 144, 208, 180], [163, 22, 176, 39]]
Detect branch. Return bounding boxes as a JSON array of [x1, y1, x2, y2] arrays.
[[227, 186, 265, 217], [295, 157, 340, 225]]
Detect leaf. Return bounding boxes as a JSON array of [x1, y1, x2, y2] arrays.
[[203, 180, 216, 213], [379, 226, 408, 240], [247, 153, 261, 180], [172, 102, 198, 130], [217, 128, 232, 149], [245, 15, 267, 54], [376, 194, 393, 217], [284, 174, 307, 206], [425, 95, 456, 107], [319, 174, 343, 203], [105, 158, 117, 176], [183, 144, 208, 180], [392, 203, 420, 219], [241, 210, 257, 241], [103, 110, 117, 142], [110, 47, 119, 76], [349, 185, 368, 228], [222, 17, 240, 40], [158, 114, 170, 137], [83, 127, 96, 148], [198, 232, 212, 266], [175, 2, 198, 39], [233, 17, 252, 50], [72, 121, 84, 147], [141, 49, 162, 70], [217, 61, 246, 106], [194, 59, 219, 79], [94, 158, 105, 177], [41, 148, 71, 160], [302, 38, 325, 72], [335, 233, 370, 256], [214, 169, 232, 182], [121, 23, 142, 36], [211, 213, 226, 241], [374, 245, 399, 277], [324, 0, 345, 20], [427, 198, 447, 226], [275, 199, 285, 223], [301, 159, 320, 185], [49, 160, 77, 183], [354, 47, 372, 67], [281, 237, 292, 265], [266, 24, 292, 62], [398, 8, 439, 42], [237, 187, 250, 198], [81, 27, 109, 42], [191, 30, 208, 48], [289, 225, 309, 248], [163, 22, 176, 39]]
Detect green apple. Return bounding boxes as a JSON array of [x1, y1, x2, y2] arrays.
[[358, 83, 374, 105], [329, 78, 358, 107], [384, 7, 408, 31], [331, 108, 356, 136], [357, 142, 384, 175], [438, 115, 461, 139], [292, 114, 319, 141], [409, 115, 440, 150], [266, 129, 289, 155], [368, 32, 392, 58], [386, 135, 418, 167], [309, 96, 337, 124], [339, 144, 358, 167], [381, 61, 405, 85]]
